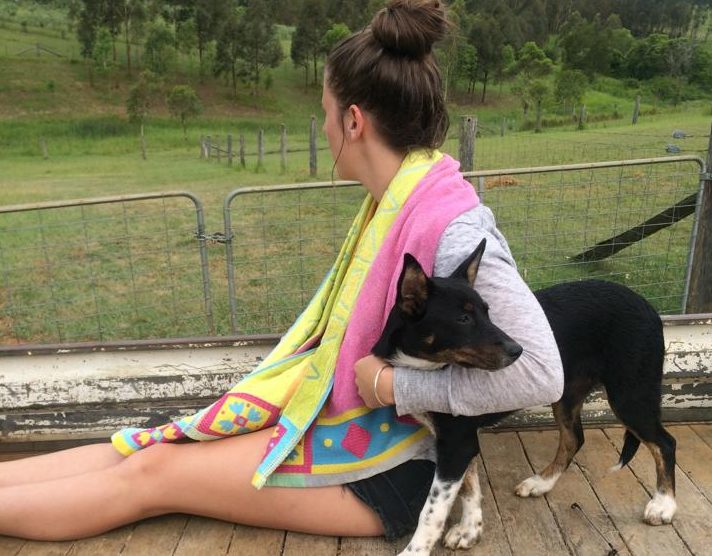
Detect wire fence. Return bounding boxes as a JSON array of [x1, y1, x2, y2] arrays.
[[0, 193, 213, 345], [0, 155, 706, 344]]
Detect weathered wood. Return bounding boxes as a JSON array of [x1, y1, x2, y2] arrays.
[[666, 425, 712, 504], [227, 525, 284, 556], [458, 116, 477, 172], [518, 430, 630, 555], [206, 135, 212, 160], [572, 429, 690, 555], [632, 95, 641, 124], [65, 526, 134, 555], [39, 137, 48, 160], [339, 536, 395, 556], [257, 129, 265, 171], [121, 515, 188, 556], [478, 431, 569, 555], [173, 516, 234, 556], [685, 121, 712, 313], [139, 123, 146, 161], [690, 423, 712, 449], [282, 531, 338, 556], [280, 124, 287, 173], [239, 134, 246, 168], [0, 535, 26, 555], [17, 540, 73, 555], [605, 427, 712, 556], [577, 104, 586, 130], [310, 116, 318, 177], [199, 135, 205, 159], [227, 134, 233, 167]]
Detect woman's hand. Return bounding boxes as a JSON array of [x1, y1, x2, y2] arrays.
[[354, 354, 395, 408]]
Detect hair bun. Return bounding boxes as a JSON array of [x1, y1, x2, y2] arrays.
[[371, 0, 447, 59]]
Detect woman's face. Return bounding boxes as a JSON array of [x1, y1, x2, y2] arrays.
[[321, 80, 351, 179]]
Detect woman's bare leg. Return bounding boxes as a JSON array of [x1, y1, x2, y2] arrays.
[[0, 443, 125, 488], [0, 427, 384, 541]]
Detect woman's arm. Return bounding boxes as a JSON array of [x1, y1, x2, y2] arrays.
[[390, 205, 564, 417]]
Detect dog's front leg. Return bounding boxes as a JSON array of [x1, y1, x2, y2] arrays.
[[398, 472, 465, 556], [443, 457, 483, 549]]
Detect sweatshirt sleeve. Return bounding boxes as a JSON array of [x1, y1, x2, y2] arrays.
[[392, 205, 564, 417]]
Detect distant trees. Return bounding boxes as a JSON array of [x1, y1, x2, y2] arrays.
[[167, 85, 203, 139]]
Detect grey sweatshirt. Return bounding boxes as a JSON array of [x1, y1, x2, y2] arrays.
[[392, 204, 564, 417]]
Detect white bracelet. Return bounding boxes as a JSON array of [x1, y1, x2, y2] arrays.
[[373, 364, 391, 407]]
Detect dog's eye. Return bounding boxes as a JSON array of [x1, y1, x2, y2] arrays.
[[457, 314, 472, 324]]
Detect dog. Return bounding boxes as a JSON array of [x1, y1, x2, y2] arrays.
[[373, 239, 677, 555]]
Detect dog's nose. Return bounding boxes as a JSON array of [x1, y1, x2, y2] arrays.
[[502, 340, 523, 359]]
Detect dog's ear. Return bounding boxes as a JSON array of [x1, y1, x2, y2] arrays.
[[397, 253, 429, 317], [450, 238, 486, 287]]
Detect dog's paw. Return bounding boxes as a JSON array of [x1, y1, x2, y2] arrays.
[[397, 544, 426, 556], [514, 473, 559, 497], [442, 522, 482, 550], [644, 492, 676, 525]]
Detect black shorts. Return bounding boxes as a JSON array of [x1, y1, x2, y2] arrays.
[[345, 459, 436, 541]]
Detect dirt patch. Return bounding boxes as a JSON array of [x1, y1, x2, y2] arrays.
[[485, 175, 521, 189]]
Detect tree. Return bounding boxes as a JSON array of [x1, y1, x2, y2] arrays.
[[126, 71, 160, 159], [143, 19, 176, 75], [236, 0, 283, 94], [292, 0, 329, 86], [214, 9, 243, 97], [92, 27, 114, 75], [554, 69, 587, 114], [167, 85, 203, 140], [322, 23, 351, 55], [508, 42, 554, 124]]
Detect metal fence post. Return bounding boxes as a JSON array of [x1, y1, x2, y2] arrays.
[[685, 121, 712, 313], [227, 133, 233, 167]]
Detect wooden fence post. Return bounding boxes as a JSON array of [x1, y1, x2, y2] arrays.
[[216, 138, 221, 163], [227, 133, 233, 167], [257, 129, 265, 171], [280, 124, 287, 173], [309, 116, 317, 177], [239, 134, 246, 168], [206, 135, 211, 160], [458, 116, 477, 172], [685, 121, 712, 313], [500, 118, 506, 137], [577, 104, 586, 130], [39, 137, 48, 160], [632, 95, 641, 125], [200, 135, 205, 159]]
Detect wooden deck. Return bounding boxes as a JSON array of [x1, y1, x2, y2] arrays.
[[1, 424, 711, 556]]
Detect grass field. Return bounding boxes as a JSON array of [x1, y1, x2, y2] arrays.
[[1, 11, 710, 344]]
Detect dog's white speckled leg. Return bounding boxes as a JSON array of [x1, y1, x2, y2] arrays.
[[398, 475, 463, 556], [443, 460, 483, 549]]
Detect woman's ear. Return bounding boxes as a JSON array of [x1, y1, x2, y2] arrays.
[[346, 104, 366, 140]]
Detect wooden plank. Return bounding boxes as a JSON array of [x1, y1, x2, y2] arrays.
[[226, 525, 284, 556], [689, 423, 712, 449], [173, 516, 234, 556], [0, 537, 26, 556], [340, 536, 395, 556], [16, 541, 73, 556], [667, 425, 712, 503], [66, 526, 134, 556], [478, 431, 569, 555], [121, 514, 188, 556], [282, 531, 338, 556], [572, 429, 690, 555], [606, 427, 712, 556], [518, 430, 631, 555]]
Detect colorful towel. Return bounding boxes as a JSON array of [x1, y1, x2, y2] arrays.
[[111, 150, 479, 488]]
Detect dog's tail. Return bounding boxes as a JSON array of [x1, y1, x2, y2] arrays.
[[609, 430, 640, 472]]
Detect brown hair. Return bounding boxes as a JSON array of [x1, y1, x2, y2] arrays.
[[325, 0, 449, 152]]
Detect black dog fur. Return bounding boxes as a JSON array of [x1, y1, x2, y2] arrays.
[[374, 239, 676, 555]]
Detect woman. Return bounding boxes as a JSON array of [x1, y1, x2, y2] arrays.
[[0, 0, 562, 542]]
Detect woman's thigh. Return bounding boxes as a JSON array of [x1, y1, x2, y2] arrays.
[[135, 427, 384, 537]]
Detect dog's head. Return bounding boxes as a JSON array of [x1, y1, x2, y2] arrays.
[[373, 239, 523, 371]]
